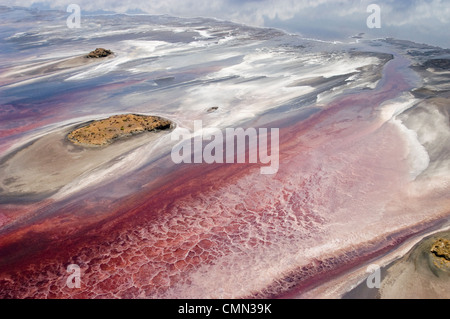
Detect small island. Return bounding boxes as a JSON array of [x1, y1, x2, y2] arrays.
[[86, 48, 113, 59], [430, 238, 450, 271], [67, 114, 173, 147]]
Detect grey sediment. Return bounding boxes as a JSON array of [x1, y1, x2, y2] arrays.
[[0, 115, 174, 203], [343, 229, 450, 299]]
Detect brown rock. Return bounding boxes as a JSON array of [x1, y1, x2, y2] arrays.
[[207, 106, 219, 113], [431, 238, 450, 261], [67, 114, 172, 147], [86, 48, 113, 59]]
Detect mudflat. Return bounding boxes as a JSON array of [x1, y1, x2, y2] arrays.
[[344, 230, 450, 299], [0, 115, 173, 202], [67, 114, 172, 147]]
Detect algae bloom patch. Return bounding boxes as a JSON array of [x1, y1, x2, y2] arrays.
[[67, 114, 173, 147]]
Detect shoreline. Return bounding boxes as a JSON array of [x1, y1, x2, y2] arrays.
[[343, 226, 450, 299]]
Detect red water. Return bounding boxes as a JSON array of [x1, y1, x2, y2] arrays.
[[0, 55, 448, 299]]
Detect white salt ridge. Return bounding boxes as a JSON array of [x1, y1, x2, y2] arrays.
[[379, 93, 419, 121], [80, 25, 157, 40], [380, 94, 430, 180], [64, 57, 127, 81], [392, 118, 430, 180], [194, 29, 213, 39]]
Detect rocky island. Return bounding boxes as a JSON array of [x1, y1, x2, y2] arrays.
[[431, 238, 450, 270], [86, 48, 113, 58], [67, 114, 173, 147]]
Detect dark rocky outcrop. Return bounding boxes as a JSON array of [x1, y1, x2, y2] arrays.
[[423, 59, 450, 70], [431, 238, 450, 261], [207, 106, 219, 113], [86, 48, 113, 59]]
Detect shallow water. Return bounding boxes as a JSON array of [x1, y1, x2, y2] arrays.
[[0, 7, 449, 299]]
